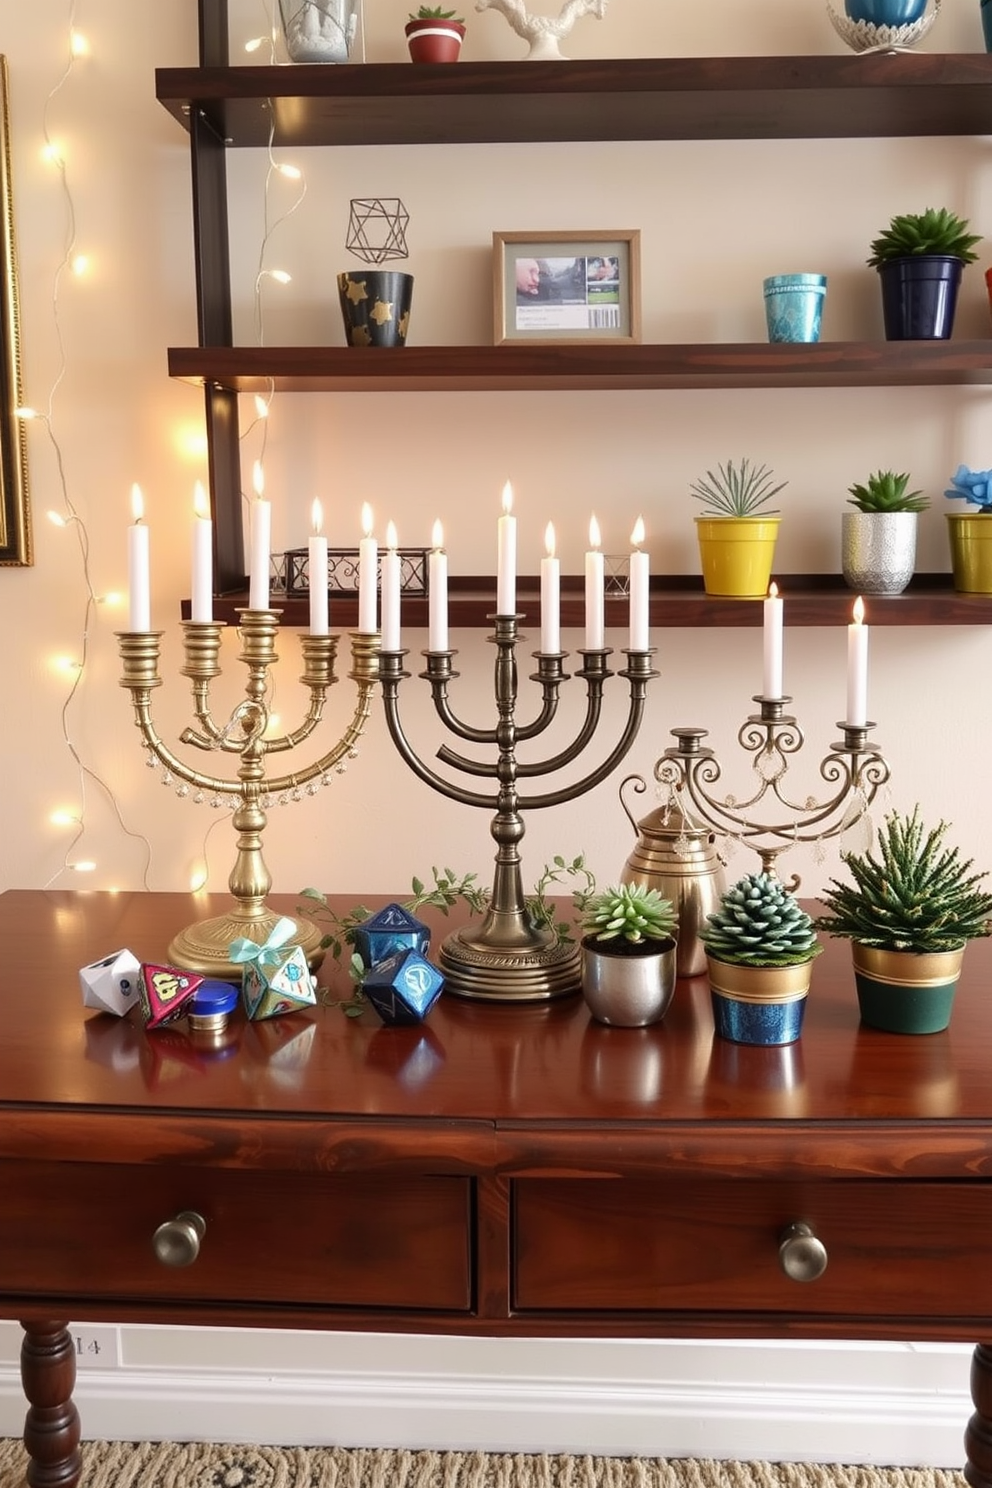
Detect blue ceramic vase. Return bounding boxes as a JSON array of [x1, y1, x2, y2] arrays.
[[844, 0, 927, 22]]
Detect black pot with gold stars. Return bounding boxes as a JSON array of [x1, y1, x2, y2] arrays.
[[337, 270, 414, 347]]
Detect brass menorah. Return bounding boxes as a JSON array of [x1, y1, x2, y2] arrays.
[[378, 614, 657, 1001], [119, 611, 380, 979]]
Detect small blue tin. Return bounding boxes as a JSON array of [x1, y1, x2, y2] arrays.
[[188, 978, 240, 1033]]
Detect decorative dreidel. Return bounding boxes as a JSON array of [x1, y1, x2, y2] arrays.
[[79, 948, 142, 1017], [362, 948, 444, 1026], [352, 903, 430, 969], [232, 917, 318, 1021], [138, 963, 205, 1030]]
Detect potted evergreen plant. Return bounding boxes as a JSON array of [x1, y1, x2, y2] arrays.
[[815, 807, 992, 1034], [405, 6, 466, 61], [690, 458, 787, 598], [867, 207, 982, 340], [841, 469, 928, 596], [580, 883, 678, 1028], [945, 464, 992, 594], [701, 872, 822, 1045]]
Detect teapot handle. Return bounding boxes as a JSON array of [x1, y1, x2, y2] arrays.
[[619, 773, 648, 833]]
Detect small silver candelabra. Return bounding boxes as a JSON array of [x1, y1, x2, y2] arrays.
[[378, 614, 657, 1001], [656, 695, 890, 885]]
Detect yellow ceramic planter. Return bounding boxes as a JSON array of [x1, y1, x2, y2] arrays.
[[946, 513, 992, 594], [695, 516, 780, 598]]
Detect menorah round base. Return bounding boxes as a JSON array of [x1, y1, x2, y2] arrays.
[[168, 909, 326, 983], [438, 928, 581, 1001]]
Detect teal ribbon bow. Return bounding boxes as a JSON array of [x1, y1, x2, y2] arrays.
[[229, 916, 298, 971]]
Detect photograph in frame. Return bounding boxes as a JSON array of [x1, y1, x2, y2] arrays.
[[493, 230, 641, 346]]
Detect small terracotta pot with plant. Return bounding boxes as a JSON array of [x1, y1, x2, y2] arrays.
[[406, 6, 466, 61]]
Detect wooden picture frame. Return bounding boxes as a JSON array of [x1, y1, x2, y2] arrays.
[[493, 229, 641, 346], [0, 57, 30, 566]]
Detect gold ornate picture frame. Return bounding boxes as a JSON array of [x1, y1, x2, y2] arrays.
[[493, 229, 641, 346], [0, 57, 30, 566]]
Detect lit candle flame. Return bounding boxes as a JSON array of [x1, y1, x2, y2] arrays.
[[131, 483, 144, 522], [386, 520, 398, 550], [768, 580, 779, 599], [502, 480, 513, 515], [311, 498, 323, 535], [853, 595, 865, 624], [432, 518, 444, 550], [589, 514, 601, 550], [545, 522, 556, 559], [362, 501, 374, 538], [194, 482, 209, 519], [252, 461, 264, 499], [631, 516, 645, 548]]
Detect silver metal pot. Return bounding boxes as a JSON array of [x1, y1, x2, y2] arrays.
[[580, 936, 677, 1027], [841, 510, 918, 595]]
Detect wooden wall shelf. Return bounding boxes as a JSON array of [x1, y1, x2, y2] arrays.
[[156, 54, 992, 148], [184, 574, 992, 630], [171, 342, 992, 393]]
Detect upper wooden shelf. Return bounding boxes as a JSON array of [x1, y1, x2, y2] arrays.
[[186, 574, 992, 629], [169, 341, 992, 392], [156, 54, 992, 148]]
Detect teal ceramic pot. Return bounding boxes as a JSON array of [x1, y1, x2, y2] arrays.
[[983, 0, 992, 51], [845, 0, 927, 21], [852, 944, 964, 1034], [763, 273, 827, 343]]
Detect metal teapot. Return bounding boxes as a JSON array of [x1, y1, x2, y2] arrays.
[[618, 775, 727, 977]]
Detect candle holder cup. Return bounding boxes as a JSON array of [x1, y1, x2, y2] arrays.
[[118, 615, 380, 979]]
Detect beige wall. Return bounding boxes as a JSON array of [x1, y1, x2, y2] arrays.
[[3, 1, 991, 904]]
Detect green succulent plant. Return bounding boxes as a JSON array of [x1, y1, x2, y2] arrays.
[[846, 470, 929, 514], [702, 872, 822, 968], [690, 458, 787, 518], [410, 5, 464, 19], [867, 208, 982, 269], [815, 808, 992, 954], [582, 883, 677, 947]]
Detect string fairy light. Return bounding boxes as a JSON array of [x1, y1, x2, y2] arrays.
[[25, 2, 154, 889]]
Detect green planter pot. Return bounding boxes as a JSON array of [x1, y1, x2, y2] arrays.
[[852, 943, 964, 1034], [946, 512, 992, 593]]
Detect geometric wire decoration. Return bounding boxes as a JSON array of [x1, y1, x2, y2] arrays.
[[345, 198, 410, 264]]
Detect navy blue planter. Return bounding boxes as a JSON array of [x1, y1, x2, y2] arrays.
[[877, 255, 963, 341]]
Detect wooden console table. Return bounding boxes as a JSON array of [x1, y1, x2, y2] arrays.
[[3, 888, 992, 1488]]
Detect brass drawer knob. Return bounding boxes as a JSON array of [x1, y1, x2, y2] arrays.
[[152, 1210, 206, 1268], [778, 1221, 828, 1282]]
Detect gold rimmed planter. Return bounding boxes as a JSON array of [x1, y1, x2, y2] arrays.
[[852, 943, 965, 1034], [946, 513, 992, 594], [706, 955, 814, 1046]]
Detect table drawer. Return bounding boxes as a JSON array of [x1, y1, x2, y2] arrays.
[[513, 1178, 992, 1316], [1, 1162, 472, 1312]]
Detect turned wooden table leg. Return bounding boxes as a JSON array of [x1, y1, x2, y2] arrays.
[[18, 1321, 82, 1488]]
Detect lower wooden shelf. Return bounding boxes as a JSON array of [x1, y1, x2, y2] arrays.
[[182, 574, 991, 630]]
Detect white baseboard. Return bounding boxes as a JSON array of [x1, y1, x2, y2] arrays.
[[0, 1331, 972, 1468]]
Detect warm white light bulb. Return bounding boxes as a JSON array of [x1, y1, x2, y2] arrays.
[[254, 394, 270, 419], [70, 30, 89, 56], [50, 810, 80, 827], [47, 510, 68, 528], [42, 142, 63, 165], [71, 254, 89, 276], [276, 163, 302, 181], [69, 861, 97, 874], [15, 406, 37, 420], [269, 269, 291, 285], [244, 35, 265, 52]]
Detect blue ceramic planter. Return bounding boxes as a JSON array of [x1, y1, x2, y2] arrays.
[[877, 256, 963, 341], [845, 0, 927, 22], [706, 955, 814, 1047]]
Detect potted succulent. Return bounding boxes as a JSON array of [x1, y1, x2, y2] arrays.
[[945, 464, 992, 594], [867, 207, 982, 340], [701, 872, 822, 1046], [580, 883, 678, 1028], [690, 458, 787, 598], [405, 6, 466, 61], [841, 469, 928, 596], [815, 807, 992, 1034]]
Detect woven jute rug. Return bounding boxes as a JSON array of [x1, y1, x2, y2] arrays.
[[0, 1443, 969, 1488]]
